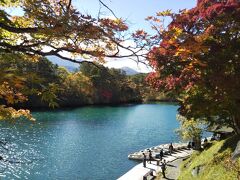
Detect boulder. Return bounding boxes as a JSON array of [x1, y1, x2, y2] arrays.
[[231, 140, 240, 162], [191, 166, 201, 177]]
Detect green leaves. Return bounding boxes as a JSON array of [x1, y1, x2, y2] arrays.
[[40, 83, 59, 108]]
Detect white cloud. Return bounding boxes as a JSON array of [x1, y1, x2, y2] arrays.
[[105, 58, 152, 73], [105, 40, 153, 73]]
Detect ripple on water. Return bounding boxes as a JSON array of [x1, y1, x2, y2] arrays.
[[0, 123, 45, 179], [0, 103, 181, 179]]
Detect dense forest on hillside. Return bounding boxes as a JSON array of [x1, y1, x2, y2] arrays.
[[0, 56, 171, 109]]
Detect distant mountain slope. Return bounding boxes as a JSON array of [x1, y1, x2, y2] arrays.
[[47, 55, 79, 72], [47, 56, 141, 74], [120, 67, 139, 75]]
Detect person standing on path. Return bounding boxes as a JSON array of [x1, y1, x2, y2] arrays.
[[159, 149, 164, 160], [203, 137, 208, 149], [161, 159, 167, 178], [142, 153, 146, 167], [149, 149, 152, 164], [169, 143, 174, 155]]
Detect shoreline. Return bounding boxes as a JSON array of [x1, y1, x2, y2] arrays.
[[19, 101, 178, 112], [118, 142, 193, 180]]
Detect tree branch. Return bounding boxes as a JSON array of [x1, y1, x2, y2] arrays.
[[0, 22, 39, 33], [99, 0, 118, 19]]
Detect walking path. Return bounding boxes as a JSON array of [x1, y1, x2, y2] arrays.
[[118, 148, 192, 180], [162, 158, 184, 180]]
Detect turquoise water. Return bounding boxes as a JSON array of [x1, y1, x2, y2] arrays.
[[0, 103, 180, 179]]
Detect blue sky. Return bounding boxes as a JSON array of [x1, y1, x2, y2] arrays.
[[74, 0, 197, 33], [7, 0, 196, 32]]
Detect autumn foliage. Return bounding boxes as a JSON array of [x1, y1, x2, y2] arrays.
[[0, 0, 132, 120], [146, 0, 240, 134], [0, 0, 131, 62]]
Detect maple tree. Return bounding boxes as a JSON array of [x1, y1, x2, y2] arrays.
[[146, 0, 240, 134]]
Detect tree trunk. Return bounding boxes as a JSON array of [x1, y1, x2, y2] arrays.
[[193, 135, 201, 150], [233, 116, 240, 135]]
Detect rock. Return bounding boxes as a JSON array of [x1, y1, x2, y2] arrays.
[[191, 165, 204, 177], [191, 167, 197, 177], [191, 166, 199, 177], [231, 140, 240, 162]]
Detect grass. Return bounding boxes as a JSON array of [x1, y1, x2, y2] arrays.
[[178, 135, 240, 180]]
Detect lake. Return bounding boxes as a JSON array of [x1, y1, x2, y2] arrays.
[[0, 103, 180, 179]]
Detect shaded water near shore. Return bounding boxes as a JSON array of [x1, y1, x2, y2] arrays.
[[0, 103, 180, 179]]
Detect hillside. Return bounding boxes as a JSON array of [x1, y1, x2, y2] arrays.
[[178, 135, 240, 180]]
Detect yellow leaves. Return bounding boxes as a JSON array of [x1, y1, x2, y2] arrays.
[[0, 0, 130, 66], [171, 27, 183, 38], [12, 15, 34, 28], [0, 0, 20, 7], [175, 47, 191, 57], [114, 18, 128, 31], [63, 72, 94, 98], [105, 42, 116, 51], [0, 81, 27, 104], [176, 115, 203, 140], [156, 9, 172, 17], [29, 55, 41, 62], [0, 105, 35, 121]]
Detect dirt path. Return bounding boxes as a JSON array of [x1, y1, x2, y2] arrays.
[[160, 158, 185, 180]]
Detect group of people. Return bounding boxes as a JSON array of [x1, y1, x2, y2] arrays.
[[142, 151, 167, 178], [142, 143, 175, 178], [187, 141, 195, 149], [187, 137, 209, 150]]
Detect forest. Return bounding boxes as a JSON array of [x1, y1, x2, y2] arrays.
[[0, 55, 169, 109]]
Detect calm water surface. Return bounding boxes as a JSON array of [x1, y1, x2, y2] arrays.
[[0, 103, 180, 179]]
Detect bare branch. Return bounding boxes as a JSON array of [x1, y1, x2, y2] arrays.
[[99, 0, 118, 19], [67, 0, 72, 11]]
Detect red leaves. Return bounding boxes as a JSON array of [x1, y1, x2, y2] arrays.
[[145, 0, 240, 95], [196, 0, 240, 19], [100, 89, 112, 99], [133, 30, 148, 40], [143, 0, 240, 131]]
